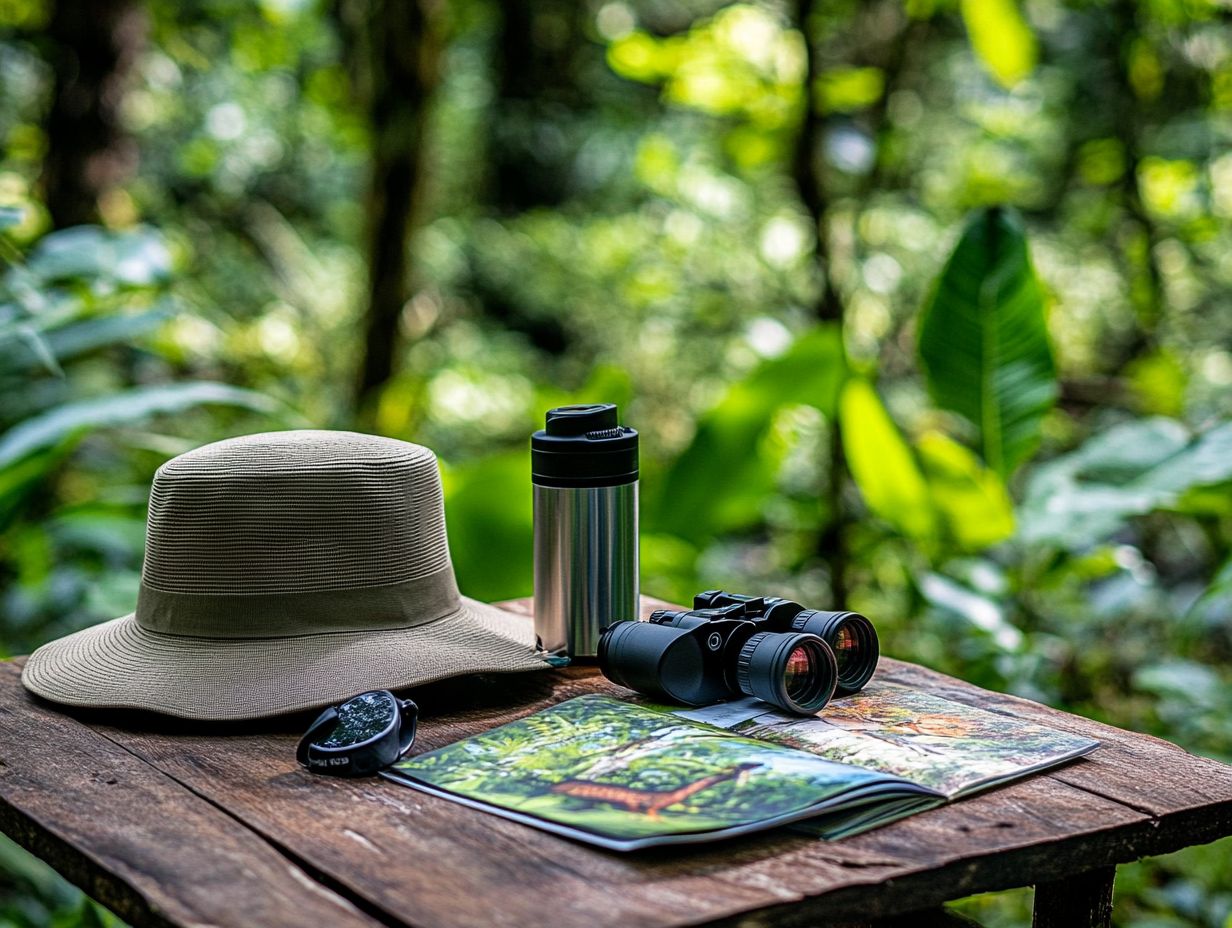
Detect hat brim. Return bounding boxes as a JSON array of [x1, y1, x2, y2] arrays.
[[21, 597, 546, 721]]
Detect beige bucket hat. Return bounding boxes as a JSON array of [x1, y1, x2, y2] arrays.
[[22, 430, 547, 720]]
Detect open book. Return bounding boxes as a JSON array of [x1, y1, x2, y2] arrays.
[[382, 682, 1097, 851]]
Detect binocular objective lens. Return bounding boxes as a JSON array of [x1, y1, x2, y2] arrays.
[[791, 610, 879, 696], [736, 632, 837, 715]]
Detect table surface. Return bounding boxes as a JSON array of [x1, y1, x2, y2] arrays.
[[1, 596, 1231, 928]]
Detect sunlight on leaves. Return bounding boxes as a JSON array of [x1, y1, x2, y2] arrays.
[[960, 0, 1038, 89], [839, 378, 936, 540], [606, 5, 803, 128], [916, 431, 1015, 551], [1126, 350, 1188, 417], [1139, 157, 1201, 218], [919, 571, 1022, 651], [651, 326, 845, 541], [815, 67, 885, 114]]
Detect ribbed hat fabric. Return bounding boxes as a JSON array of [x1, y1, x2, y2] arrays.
[[21, 430, 546, 720]]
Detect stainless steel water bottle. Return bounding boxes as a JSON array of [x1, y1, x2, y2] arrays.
[[532, 404, 639, 659]]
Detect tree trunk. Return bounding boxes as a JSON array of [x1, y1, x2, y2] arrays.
[[41, 0, 145, 228], [341, 0, 441, 419], [791, 0, 915, 606], [791, 0, 848, 606], [461, 0, 582, 358], [1108, 0, 1165, 366], [488, 0, 586, 213]]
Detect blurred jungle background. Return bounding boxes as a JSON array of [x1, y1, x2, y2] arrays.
[[1, 0, 1230, 923]]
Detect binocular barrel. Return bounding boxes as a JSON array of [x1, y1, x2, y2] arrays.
[[597, 590, 880, 716], [735, 632, 837, 715], [697, 591, 879, 696], [788, 609, 879, 696], [597, 619, 729, 707]]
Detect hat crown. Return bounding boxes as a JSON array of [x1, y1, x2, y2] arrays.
[[142, 430, 451, 595]]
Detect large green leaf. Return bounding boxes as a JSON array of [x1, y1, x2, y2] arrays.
[[840, 378, 936, 540], [0, 382, 277, 469], [918, 207, 1056, 478], [916, 430, 1015, 551], [649, 325, 845, 541], [1019, 417, 1232, 549]]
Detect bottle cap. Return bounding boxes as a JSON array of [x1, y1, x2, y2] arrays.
[[531, 403, 638, 488]]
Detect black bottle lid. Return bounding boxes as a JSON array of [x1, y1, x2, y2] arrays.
[[531, 403, 638, 488]]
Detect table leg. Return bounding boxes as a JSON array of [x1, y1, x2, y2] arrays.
[[1032, 865, 1116, 928]]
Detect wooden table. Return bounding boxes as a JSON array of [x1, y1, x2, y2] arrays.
[[1, 596, 1230, 928]]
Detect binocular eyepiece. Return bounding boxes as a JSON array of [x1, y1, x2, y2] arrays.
[[597, 590, 879, 716]]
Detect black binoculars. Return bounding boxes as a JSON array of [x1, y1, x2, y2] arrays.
[[597, 590, 879, 716]]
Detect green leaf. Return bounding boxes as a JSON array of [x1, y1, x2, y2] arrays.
[[24, 225, 171, 287], [1133, 660, 1227, 710], [0, 446, 66, 529], [918, 207, 1056, 477], [0, 382, 277, 469], [651, 326, 845, 540], [839, 378, 935, 540], [1125, 349, 1187, 417], [918, 570, 1022, 651], [815, 67, 885, 114], [1189, 557, 1232, 622], [1019, 417, 1232, 549], [11, 324, 64, 377], [441, 452, 532, 601], [960, 0, 1037, 89], [0, 304, 174, 374], [916, 430, 1015, 551]]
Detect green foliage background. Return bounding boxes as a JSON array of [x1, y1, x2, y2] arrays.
[[2, 0, 1231, 924]]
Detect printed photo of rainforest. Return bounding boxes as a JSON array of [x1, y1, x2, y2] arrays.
[[391, 695, 895, 842], [735, 681, 1096, 796]]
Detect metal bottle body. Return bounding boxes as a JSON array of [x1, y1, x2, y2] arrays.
[[533, 480, 638, 658]]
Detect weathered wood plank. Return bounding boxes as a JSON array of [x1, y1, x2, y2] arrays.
[[1032, 865, 1115, 928], [0, 662, 384, 928], [66, 723, 1161, 928], [65, 604, 1230, 928], [4, 596, 1231, 928]]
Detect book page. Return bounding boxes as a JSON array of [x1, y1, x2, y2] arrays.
[[384, 694, 929, 850], [680, 681, 1098, 798]]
